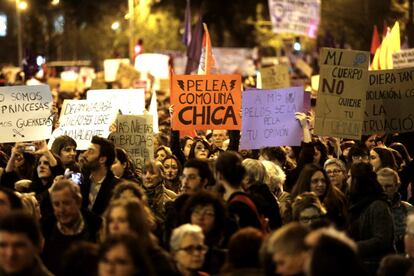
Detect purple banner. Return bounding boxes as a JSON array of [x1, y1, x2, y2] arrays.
[[241, 87, 304, 149]]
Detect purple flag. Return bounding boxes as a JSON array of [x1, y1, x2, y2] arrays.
[[182, 0, 192, 46], [185, 15, 204, 74]]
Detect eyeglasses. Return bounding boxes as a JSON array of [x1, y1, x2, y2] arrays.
[[352, 155, 370, 162], [178, 244, 208, 254], [180, 174, 200, 181], [326, 169, 342, 175]]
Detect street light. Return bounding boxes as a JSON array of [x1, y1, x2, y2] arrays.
[[111, 21, 120, 31], [128, 0, 135, 62], [10, 0, 28, 66]]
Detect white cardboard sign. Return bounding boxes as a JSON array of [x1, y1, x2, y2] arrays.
[[0, 85, 53, 143]]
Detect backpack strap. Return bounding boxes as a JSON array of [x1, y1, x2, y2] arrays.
[[230, 194, 269, 233]]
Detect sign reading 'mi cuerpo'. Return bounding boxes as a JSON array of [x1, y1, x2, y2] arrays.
[[171, 74, 242, 130], [364, 68, 414, 134], [314, 48, 370, 140], [0, 85, 53, 143]]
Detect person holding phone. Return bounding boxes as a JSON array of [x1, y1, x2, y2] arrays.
[[1, 141, 64, 218], [1, 142, 37, 190]]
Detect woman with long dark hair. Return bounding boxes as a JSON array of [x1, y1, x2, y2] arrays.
[[162, 155, 182, 194], [291, 164, 348, 229], [347, 162, 395, 275], [111, 148, 140, 183]]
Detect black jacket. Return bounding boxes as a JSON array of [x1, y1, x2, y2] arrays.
[[80, 169, 118, 216], [41, 209, 102, 275]]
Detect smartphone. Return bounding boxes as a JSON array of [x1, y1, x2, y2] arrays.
[[69, 173, 82, 185], [23, 145, 36, 153]]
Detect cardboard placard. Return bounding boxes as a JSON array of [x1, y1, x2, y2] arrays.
[[268, 0, 320, 38], [392, 49, 414, 69], [87, 89, 145, 115], [111, 114, 154, 171], [241, 87, 304, 149], [171, 74, 242, 130], [0, 85, 53, 143], [213, 47, 255, 76], [103, 59, 130, 82], [116, 63, 141, 88], [51, 99, 118, 150], [296, 58, 313, 78], [314, 48, 370, 140], [363, 68, 414, 134], [259, 65, 290, 89], [135, 53, 170, 79]]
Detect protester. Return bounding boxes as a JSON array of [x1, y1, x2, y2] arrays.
[[111, 147, 140, 182], [261, 160, 291, 224], [79, 136, 118, 216], [370, 146, 398, 172], [60, 241, 99, 276], [181, 191, 227, 274], [211, 130, 228, 150], [291, 192, 328, 228], [101, 198, 178, 275], [162, 154, 182, 194], [220, 227, 264, 276], [143, 160, 176, 224], [377, 167, 413, 253], [0, 186, 23, 217], [42, 178, 102, 274], [377, 254, 413, 276], [347, 162, 395, 275], [50, 135, 79, 172], [242, 158, 282, 230], [324, 158, 348, 194], [155, 145, 173, 162], [305, 227, 366, 276], [265, 222, 310, 276], [405, 213, 414, 259], [188, 138, 211, 160], [0, 211, 53, 276], [291, 163, 348, 228], [215, 151, 263, 232], [1, 142, 37, 188], [164, 159, 213, 248], [98, 233, 156, 276], [170, 224, 208, 276]]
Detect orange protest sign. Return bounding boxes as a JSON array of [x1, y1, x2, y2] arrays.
[[171, 74, 241, 130]]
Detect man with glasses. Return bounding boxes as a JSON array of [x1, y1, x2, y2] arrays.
[[164, 159, 213, 248], [347, 144, 371, 165]]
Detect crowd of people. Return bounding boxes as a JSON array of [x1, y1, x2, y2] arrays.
[[0, 117, 413, 276], [0, 77, 414, 276]]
